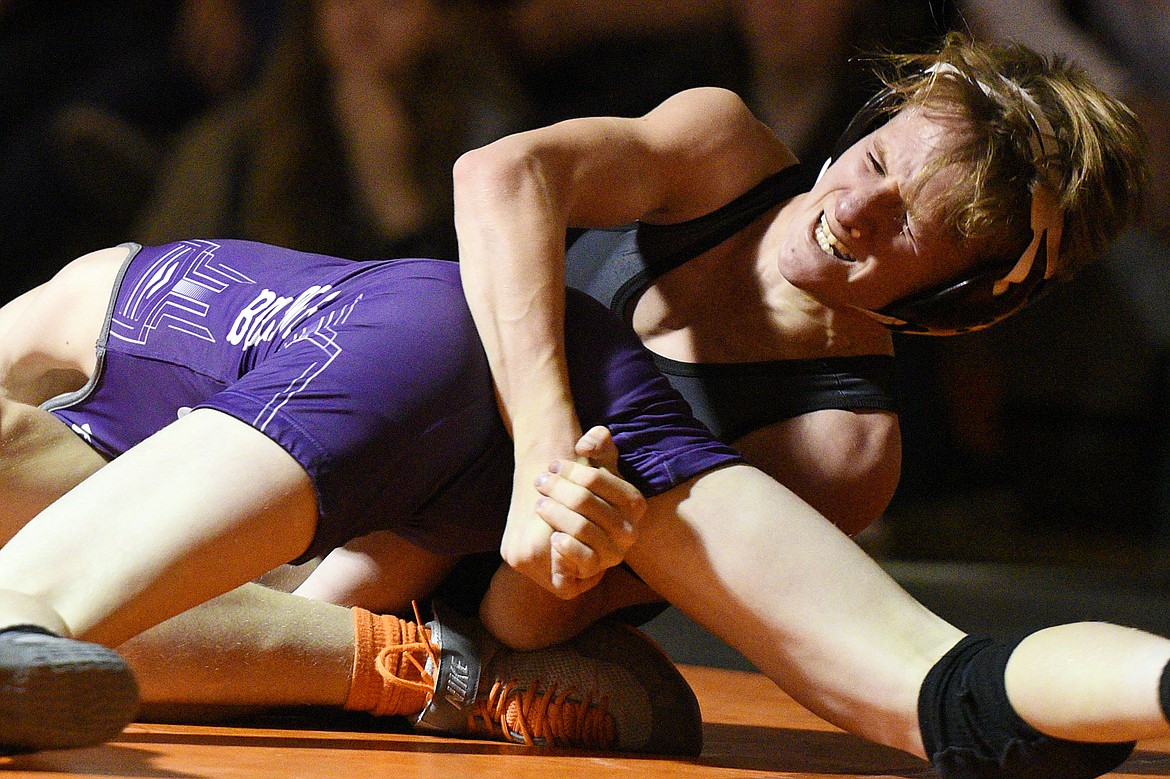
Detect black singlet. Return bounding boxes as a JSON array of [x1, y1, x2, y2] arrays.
[[564, 163, 898, 444]]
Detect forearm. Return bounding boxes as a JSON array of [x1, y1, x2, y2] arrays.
[[453, 143, 582, 456], [453, 148, 586, 595]]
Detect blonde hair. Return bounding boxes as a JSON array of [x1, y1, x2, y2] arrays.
[[875, 32, 1147, 280]]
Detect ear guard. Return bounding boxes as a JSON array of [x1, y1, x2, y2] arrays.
[[868, 231, 1050, 334], [819, 71, 1063, 336]]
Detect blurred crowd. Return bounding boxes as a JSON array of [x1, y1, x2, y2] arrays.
[[2, 0, 1169, 566]]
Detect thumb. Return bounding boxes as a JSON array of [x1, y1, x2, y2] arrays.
[[576, 425, 619, 473]]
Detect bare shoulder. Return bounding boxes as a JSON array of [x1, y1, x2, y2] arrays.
[[641, 88, 798, 222], [647, 87, 760, 127], [0, 244, 131, 401]]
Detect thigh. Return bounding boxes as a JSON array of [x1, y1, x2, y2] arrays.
[[0, 408, 318, 646], [200, 276, 510, 560], [0, 397, 108, 546], [627, 465, 964, 756]]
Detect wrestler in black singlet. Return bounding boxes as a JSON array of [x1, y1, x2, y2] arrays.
[[565, 163, 898, 444], [440, 168, 900, 612]]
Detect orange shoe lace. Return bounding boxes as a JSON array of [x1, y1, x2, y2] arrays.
[[468, 676, 616, 749]]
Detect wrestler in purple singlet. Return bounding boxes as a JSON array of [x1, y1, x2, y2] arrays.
[[45, 239, 741, 560]]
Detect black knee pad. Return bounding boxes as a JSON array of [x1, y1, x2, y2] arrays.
[[919, 635, 1135, 779]]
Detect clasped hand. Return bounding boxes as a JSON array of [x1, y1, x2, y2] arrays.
[[499, 426, 647, 599]]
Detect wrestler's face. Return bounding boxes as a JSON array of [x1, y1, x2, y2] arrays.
[[775, 106, 983, 314]]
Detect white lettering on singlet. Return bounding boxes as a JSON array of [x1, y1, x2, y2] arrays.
[[226, 285, 341, 348]]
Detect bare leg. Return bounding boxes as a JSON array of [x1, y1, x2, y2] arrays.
[[119, 529, 460, 716], [0, 392, 456, 716], [1005, 623, 1170, 742], [479, 447, 959, 755], [481, 563, 658, 650], [479, 458, 958, 755], [0, 407, 318, 646], [475, 437, 1170, 764], [626, 465, 963, 758], [120, 583, 354, 721], [622, 465, 1170, 756], [0, 397, 108, 546], [294, 529, 458, 614]]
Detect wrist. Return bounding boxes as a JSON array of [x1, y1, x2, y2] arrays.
[[510, 407, 581, 460]]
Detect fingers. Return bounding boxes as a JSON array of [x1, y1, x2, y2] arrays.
[[531, 455, 647, 582], [549, 455, 646, 522], [535, 462, 644, 546], [575, 425, 619, 473], [550, 542, 604, 599], [505, 429, 647, 596], [535, 494, 624, 574], [498, 516, 603, 600]]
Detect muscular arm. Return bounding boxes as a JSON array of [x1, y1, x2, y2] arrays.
[[454, 87, 791, 595]]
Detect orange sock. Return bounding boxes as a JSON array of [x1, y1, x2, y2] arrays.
[[343, 604, 439, 716]]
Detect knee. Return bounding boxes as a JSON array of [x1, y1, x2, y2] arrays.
[[479, 589, 592, 651], [919, 635, 1135, 779]]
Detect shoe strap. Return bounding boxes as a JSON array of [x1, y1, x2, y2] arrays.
[[414, 604, 485, 733]]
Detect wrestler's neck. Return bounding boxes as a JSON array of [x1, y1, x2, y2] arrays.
[[755, 221, 896, 359], [762, 289, 892, 360], [631, 207, 893, 363]]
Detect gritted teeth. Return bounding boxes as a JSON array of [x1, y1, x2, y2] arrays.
[[816, 212, 857, 262]]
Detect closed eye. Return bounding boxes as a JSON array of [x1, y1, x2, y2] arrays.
[[867, 151, 886, 176]]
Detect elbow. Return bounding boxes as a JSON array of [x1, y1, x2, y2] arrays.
[[830, 500, 887, 539], [831, 458, 902, 538], [452, 137, 540, 208], [451, 144, 492, 197], [451, 145, 496, 211]]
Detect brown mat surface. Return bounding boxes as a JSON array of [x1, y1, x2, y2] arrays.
[[3, 665, 1167, 778]]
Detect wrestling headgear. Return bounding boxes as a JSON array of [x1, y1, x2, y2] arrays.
[[819, 66, 1064, 335]]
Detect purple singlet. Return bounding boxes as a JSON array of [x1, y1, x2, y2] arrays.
[[46, 240, 741, 559]]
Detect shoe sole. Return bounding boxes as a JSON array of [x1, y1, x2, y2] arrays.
[[567, 621, 703, 756], [0, 631, 140, 755]]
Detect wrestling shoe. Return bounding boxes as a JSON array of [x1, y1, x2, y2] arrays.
[[0, 627, 140, 755], [414, 604, 703, 756]]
